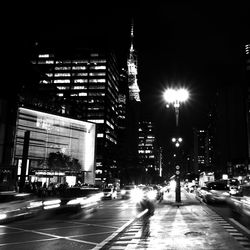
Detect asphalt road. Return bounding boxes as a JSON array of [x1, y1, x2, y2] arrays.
[[207, 200, 250, 235], [0, 198, 144, 250]]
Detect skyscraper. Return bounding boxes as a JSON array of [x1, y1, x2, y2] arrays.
[[193, 129, 210, 173], [125, 20, 142, 184], [31, 45, 121, 185], [245, 44, 250, 160], [138, 121, 158, 184], [127, 20, 141, 102]]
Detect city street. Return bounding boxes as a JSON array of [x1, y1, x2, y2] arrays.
[[0, 197, 143, 250], [2, 190, 250, 249]]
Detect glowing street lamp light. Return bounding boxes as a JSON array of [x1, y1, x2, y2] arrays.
[[172, 137, 183, 147], [164, 88, 189, 127]]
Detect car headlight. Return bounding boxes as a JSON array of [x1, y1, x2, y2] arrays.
[[43, 199, 61, 210], [147, 190, 157, 200], [121, 190, 126, 195], [0, 213, 7, 220], [131, 189, 144, 202], [67, 198, 82, 205]]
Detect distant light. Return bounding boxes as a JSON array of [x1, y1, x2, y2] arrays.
[[164, 89, 177, 103], [172, 138, 176, 142], [163, 88, 189, 104], [178, 88, 189, 102]]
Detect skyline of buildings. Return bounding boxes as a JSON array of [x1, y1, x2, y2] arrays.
[[0, 18, 249, 189]]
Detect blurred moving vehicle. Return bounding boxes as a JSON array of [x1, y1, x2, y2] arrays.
[[102, 187, 117, 200], [0, 191, 43, 223], [228, 184, 250, 217], [51, 187, 103, 212], [134, 187, 156, 215], [228, 179, 242, 196], [152, 185, 164, 200], [120, 185, 137, 199], [197, 181, 230, 204], [195, 186, 208, 201]]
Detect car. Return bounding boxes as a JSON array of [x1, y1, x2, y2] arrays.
[[228, 184, 250, 218], [200, 181, 230, 204], [120, 185, 137, 199], [48, 187, 103, 212], [195, 186, 209, 201], [102, 188, 117, 200], [0, 191, 43, 223]]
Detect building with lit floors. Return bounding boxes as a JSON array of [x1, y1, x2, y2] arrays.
[[138, 121, 159, 184], [245, 44, 250, 162], [30, 46, 121, 185], [193, 129, 212, 174], [116, 68, 129, 184]]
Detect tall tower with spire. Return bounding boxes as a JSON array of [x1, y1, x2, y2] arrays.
[[124, 19, 143, 185], [127, 20, 141, 102]]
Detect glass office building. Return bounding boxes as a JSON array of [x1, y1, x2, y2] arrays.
[[14, 107, 96, 185], [31, 48, 120, 184]]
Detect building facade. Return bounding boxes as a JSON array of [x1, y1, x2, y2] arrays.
[[31, 47, 121, 185], [245, 44, 250, 161], [193, 129, 211, 174], [138, 121, 158, 183]]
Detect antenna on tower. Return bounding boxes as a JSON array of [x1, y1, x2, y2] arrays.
[[130, 18, 134, 52]]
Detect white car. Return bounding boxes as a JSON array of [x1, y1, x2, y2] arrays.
[[102, 188, 117, 200]]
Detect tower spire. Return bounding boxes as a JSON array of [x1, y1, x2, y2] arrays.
[[127, 19, 141, 102], [130, 19, 134, 52]]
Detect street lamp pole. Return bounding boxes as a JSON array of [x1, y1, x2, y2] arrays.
[[174, 100, 180, 127], [164, 88, 189, 203]]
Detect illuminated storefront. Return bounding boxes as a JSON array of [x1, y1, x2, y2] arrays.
[[13, 107, 96, 185]]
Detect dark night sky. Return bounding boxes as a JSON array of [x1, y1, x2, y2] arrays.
[[6, 1, 250, 149]]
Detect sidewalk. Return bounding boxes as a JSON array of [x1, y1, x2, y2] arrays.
[[106, 189, 250, 250]]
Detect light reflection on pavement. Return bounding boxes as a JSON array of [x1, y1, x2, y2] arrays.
[[102, 190, 250, 249]]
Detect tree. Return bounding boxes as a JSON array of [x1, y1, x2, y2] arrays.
[[47, 151, 81, 172]]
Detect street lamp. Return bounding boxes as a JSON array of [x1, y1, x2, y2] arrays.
[[172, 137, 183, 147], [164, 88, 189, 127], [164, 87, 189, 203]]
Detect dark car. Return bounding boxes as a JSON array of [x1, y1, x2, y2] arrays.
[[43, 187, 103, 212], [200, 181, 230, 204]]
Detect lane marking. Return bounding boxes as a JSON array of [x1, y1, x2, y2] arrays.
[[0, 238, 59, 247], [69, 230, 116, 238], [92, 209, 148, 250], [68, 221, 119, 229], [2, 225, 98, 246], [229, 218, 250, 235]]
